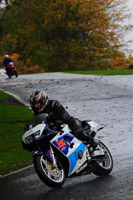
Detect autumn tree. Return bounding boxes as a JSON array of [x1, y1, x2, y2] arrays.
[[0, 0, 131, 72]]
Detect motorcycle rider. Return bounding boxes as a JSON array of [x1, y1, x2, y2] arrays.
[[2, 55, 14, 70], [29, 90, 98, 149], [2, 55, 18, 78]]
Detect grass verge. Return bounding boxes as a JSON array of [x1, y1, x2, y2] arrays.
[[64, 69, 133, 75], [0, 90, 33, 175]]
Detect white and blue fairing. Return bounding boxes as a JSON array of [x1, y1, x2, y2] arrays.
[[50, 125, 87, 176]]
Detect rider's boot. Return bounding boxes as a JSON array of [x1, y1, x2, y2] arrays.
[[90, 139, 105, 157], [90, 139, 99, 149]]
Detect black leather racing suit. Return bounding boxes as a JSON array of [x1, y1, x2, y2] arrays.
[[2, 57, 14, 69], [34, 100, 83, 139]]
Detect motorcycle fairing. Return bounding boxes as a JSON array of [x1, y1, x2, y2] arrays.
[[51, 132, 87, 176], [22, 124, 46, 143], [52, 133, 74, 155], [68, 142, 86, 175], [52, 136, 69, 154]]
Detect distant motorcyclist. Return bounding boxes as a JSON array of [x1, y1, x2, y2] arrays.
[[2, 55, 14, 70], [28, 90, 98, 149], [2, 55, 18, 78]]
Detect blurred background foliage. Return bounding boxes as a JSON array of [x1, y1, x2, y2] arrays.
[[0, 0, 132, 73]]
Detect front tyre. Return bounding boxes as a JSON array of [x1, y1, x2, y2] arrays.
[[8, 75, 11, 78], [93, 141, 113, 176], [34, 155, 65, 187]]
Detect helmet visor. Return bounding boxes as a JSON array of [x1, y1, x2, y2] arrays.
[[34, 102, 41, 108]]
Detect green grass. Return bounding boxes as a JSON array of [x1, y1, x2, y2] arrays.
[[64, 69, 133, 76], [0, 105, 33, 122], [0, 91, 33, 175], [0, 90, 10, 100]]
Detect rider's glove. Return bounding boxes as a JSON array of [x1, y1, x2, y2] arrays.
[[81, 129, 96, 142]]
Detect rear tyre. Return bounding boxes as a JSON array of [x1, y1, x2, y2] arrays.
[[34, 155, 65, 187], [92, 141, 113, 176], [14, 70, 18, 78]]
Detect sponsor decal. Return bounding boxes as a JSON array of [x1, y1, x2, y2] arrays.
[[49, 150, 52, 158], [56, 139, 66, 149], [61, 146, 66, 151], [76, 163, 87, 174]]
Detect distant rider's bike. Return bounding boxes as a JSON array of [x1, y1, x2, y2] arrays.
[[22, 113, 113, 188], [5, 62, 18, 78]]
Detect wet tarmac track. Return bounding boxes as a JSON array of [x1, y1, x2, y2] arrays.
[[0, 72, 133, 200]]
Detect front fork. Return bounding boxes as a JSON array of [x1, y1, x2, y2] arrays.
[[31, 145, 57, 168], [49, 145, 57, 168]]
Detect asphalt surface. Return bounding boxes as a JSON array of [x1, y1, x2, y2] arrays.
[[0, 72, 133, 200]]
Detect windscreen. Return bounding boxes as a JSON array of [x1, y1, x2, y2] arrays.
[[29, 113, 48, 128]]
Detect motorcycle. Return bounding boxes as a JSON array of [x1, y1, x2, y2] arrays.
[[22, 113, 113, 188], [5, 62, 18, 78]]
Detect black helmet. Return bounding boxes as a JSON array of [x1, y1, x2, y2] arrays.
[[30, 91, 49, 114]]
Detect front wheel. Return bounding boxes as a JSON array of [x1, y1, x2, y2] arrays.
[[8, 75, 11, 78], [92, 141, 113, 176], [34, 155, 65, 187]]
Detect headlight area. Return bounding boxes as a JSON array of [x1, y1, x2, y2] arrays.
[[25, 129, 50, 146], [33, 130, 41, 138], [25, 130, 41, 144]]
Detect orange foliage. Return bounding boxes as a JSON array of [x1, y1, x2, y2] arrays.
[[0, 0, 131, 72]]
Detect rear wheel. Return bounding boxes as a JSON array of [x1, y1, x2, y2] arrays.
[[92, 141, 113, 176], [6, 68, 12, 78], [34, 155, 65, 187], [14, 70, 18, 78]]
